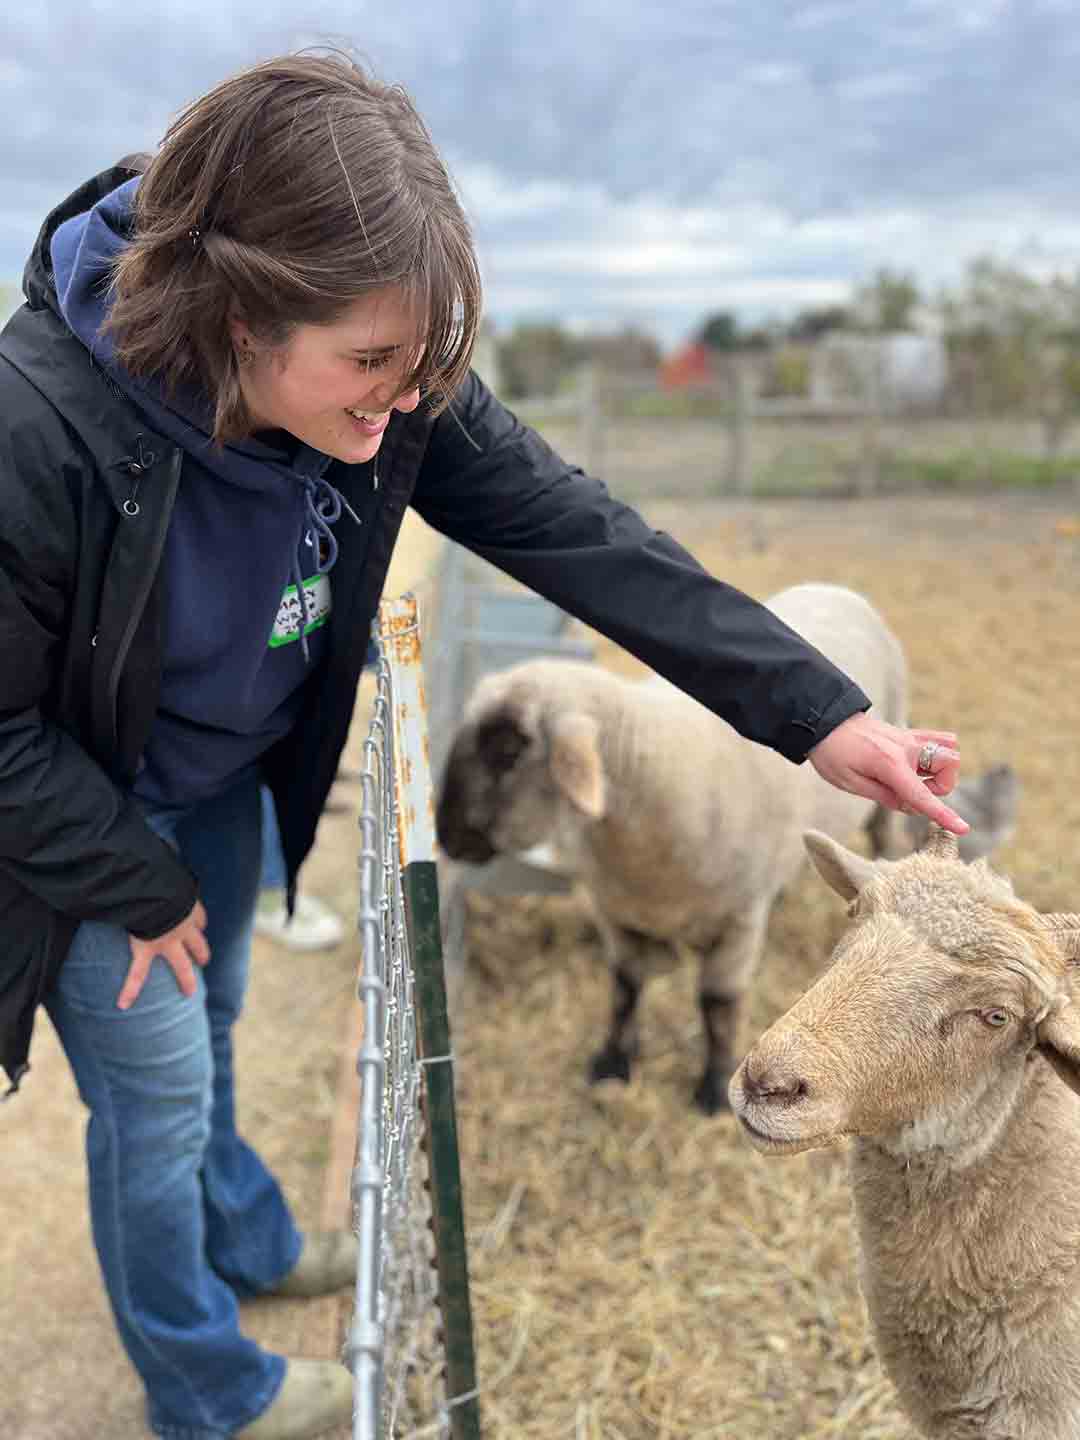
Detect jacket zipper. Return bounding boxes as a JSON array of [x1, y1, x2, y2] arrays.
[[104, 446, 182, 753]]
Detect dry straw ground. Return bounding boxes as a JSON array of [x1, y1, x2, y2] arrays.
[[4, 491, 1080, 1440], [452, 491, 1080, 1439]]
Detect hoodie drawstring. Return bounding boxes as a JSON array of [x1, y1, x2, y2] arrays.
[[292, 475, 362, 661]]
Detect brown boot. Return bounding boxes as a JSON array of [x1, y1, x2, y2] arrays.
[[235, 1360, 352, 1439], [269, 1231, 358, 1299]]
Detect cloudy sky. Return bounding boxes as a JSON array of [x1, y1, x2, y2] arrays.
[[4, 0, 1079, 347]]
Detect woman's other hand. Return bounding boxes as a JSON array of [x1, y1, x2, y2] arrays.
[[118, 900, 211, 1010]]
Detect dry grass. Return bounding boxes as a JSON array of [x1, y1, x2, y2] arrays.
[[449, 491, 1080, 1438], [529, 413, 1080, 500]]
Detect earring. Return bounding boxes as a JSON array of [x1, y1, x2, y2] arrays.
[[237, 341, 255, 368]]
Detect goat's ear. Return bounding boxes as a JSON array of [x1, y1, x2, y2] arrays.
[[549, 713, 605, 819], [1039, 914, 1080, 963], [1037, 1000, 1080, 1097], [803, 830, 878, 902]]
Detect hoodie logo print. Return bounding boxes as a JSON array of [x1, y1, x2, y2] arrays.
[[269, 573, 332, 647]]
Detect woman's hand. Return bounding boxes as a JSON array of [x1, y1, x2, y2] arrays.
[[117, 900, 211, 1010], [808, 713, 968, 835]]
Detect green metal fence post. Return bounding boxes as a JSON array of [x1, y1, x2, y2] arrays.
[[403, 861, 480, 1440]]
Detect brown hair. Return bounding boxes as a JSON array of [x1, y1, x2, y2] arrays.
[[106, 52, 481, 443]]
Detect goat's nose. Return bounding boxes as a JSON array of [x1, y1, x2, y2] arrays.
[[740, 1051, 807, 1105]]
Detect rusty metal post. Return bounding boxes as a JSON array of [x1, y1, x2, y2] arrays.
[[378, 594, 480, 1440]]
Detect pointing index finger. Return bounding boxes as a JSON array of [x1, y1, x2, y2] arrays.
[[900, 770, 969, 835]]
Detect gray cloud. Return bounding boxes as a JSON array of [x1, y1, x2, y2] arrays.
[[3, 0, 1078, 344]]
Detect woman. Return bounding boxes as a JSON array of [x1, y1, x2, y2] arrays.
[[0, 52, 964, 1440]]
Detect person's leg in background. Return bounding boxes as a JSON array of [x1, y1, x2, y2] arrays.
[[254, 637, 379, 951], [254, 785, 344, 952], [325, 634, 383, 795]]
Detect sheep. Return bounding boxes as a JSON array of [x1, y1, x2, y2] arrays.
[[730, 826, 1080, 1440], [435, 581, 909, 1113]]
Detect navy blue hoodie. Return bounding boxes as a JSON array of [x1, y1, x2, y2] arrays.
[[49, 177, 361, 806]]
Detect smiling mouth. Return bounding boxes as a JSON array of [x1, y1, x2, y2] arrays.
[[345, 408, 390, 434]]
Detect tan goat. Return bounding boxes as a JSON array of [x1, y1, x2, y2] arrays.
[[730, 827, 1080, 1440]]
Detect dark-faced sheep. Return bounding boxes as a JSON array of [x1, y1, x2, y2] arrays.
[[436, 582, 909, 1112]]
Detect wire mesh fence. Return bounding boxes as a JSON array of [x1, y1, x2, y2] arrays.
[[424, 543, 593, 1000], [347, 594, 480, 1440], [346, 559, 603, 1437]]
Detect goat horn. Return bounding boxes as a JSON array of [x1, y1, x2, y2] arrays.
[[922, 824, 960, 860]]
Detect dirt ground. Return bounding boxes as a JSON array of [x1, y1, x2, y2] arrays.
[[3, 489, 1080, 1439], [450, 489, 1080, 1439]]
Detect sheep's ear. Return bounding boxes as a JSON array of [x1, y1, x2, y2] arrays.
[[803, 830, 878, 902], [1037, 1000, 1080, 1097], [549, 713, 605, 819], [1039, 914, 1080, 963]]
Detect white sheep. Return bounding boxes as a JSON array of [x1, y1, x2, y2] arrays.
[[730, 827, 1080, 1440], [435, 582, 909, 1112]]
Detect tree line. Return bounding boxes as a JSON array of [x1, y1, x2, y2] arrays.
[[495, 262, 1080, 434]]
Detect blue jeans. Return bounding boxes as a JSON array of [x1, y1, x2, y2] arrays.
[[259, 786, 287, 892], [45, 774, 302, 1439]]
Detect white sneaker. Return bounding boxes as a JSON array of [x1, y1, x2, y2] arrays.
[[254, 891, 347, 952]]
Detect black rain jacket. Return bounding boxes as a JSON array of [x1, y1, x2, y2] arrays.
[[0, 162, 869, 1094]]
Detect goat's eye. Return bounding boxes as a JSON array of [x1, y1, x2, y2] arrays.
[[980, 1008, 1012, 1028]]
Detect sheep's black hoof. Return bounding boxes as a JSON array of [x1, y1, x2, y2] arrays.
[[588, 1044, 633, 1085], [693, 1067, 732, 1115]]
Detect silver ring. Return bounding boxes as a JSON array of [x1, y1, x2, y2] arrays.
[[917, 740, 940, 774]]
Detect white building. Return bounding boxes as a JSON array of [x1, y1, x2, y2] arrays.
[[810, 331, 948, 411]]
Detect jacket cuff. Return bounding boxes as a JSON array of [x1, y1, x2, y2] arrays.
[[775, 682, 872, 765]]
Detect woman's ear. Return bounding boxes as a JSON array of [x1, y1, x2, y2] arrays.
[[226, 302, 251, 351]]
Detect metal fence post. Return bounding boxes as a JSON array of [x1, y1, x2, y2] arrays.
[[402, 862, 480, 1440], [381, 594, 480, 1440]]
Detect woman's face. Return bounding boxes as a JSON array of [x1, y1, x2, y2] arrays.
[[231, 287, 424, 463]]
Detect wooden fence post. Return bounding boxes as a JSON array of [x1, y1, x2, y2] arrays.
[[580, 362, 604, 478], [729, 361, 752, 496], [857, 344, 883, 497]]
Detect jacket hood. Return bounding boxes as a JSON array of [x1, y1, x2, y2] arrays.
[[43, 172, 264, 458], [23, 161, 144, 319], [49, 175, 138, 368], [5, 163, 177, 513], [39, 169, 339, 485], [25, 166, 360, 665]]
